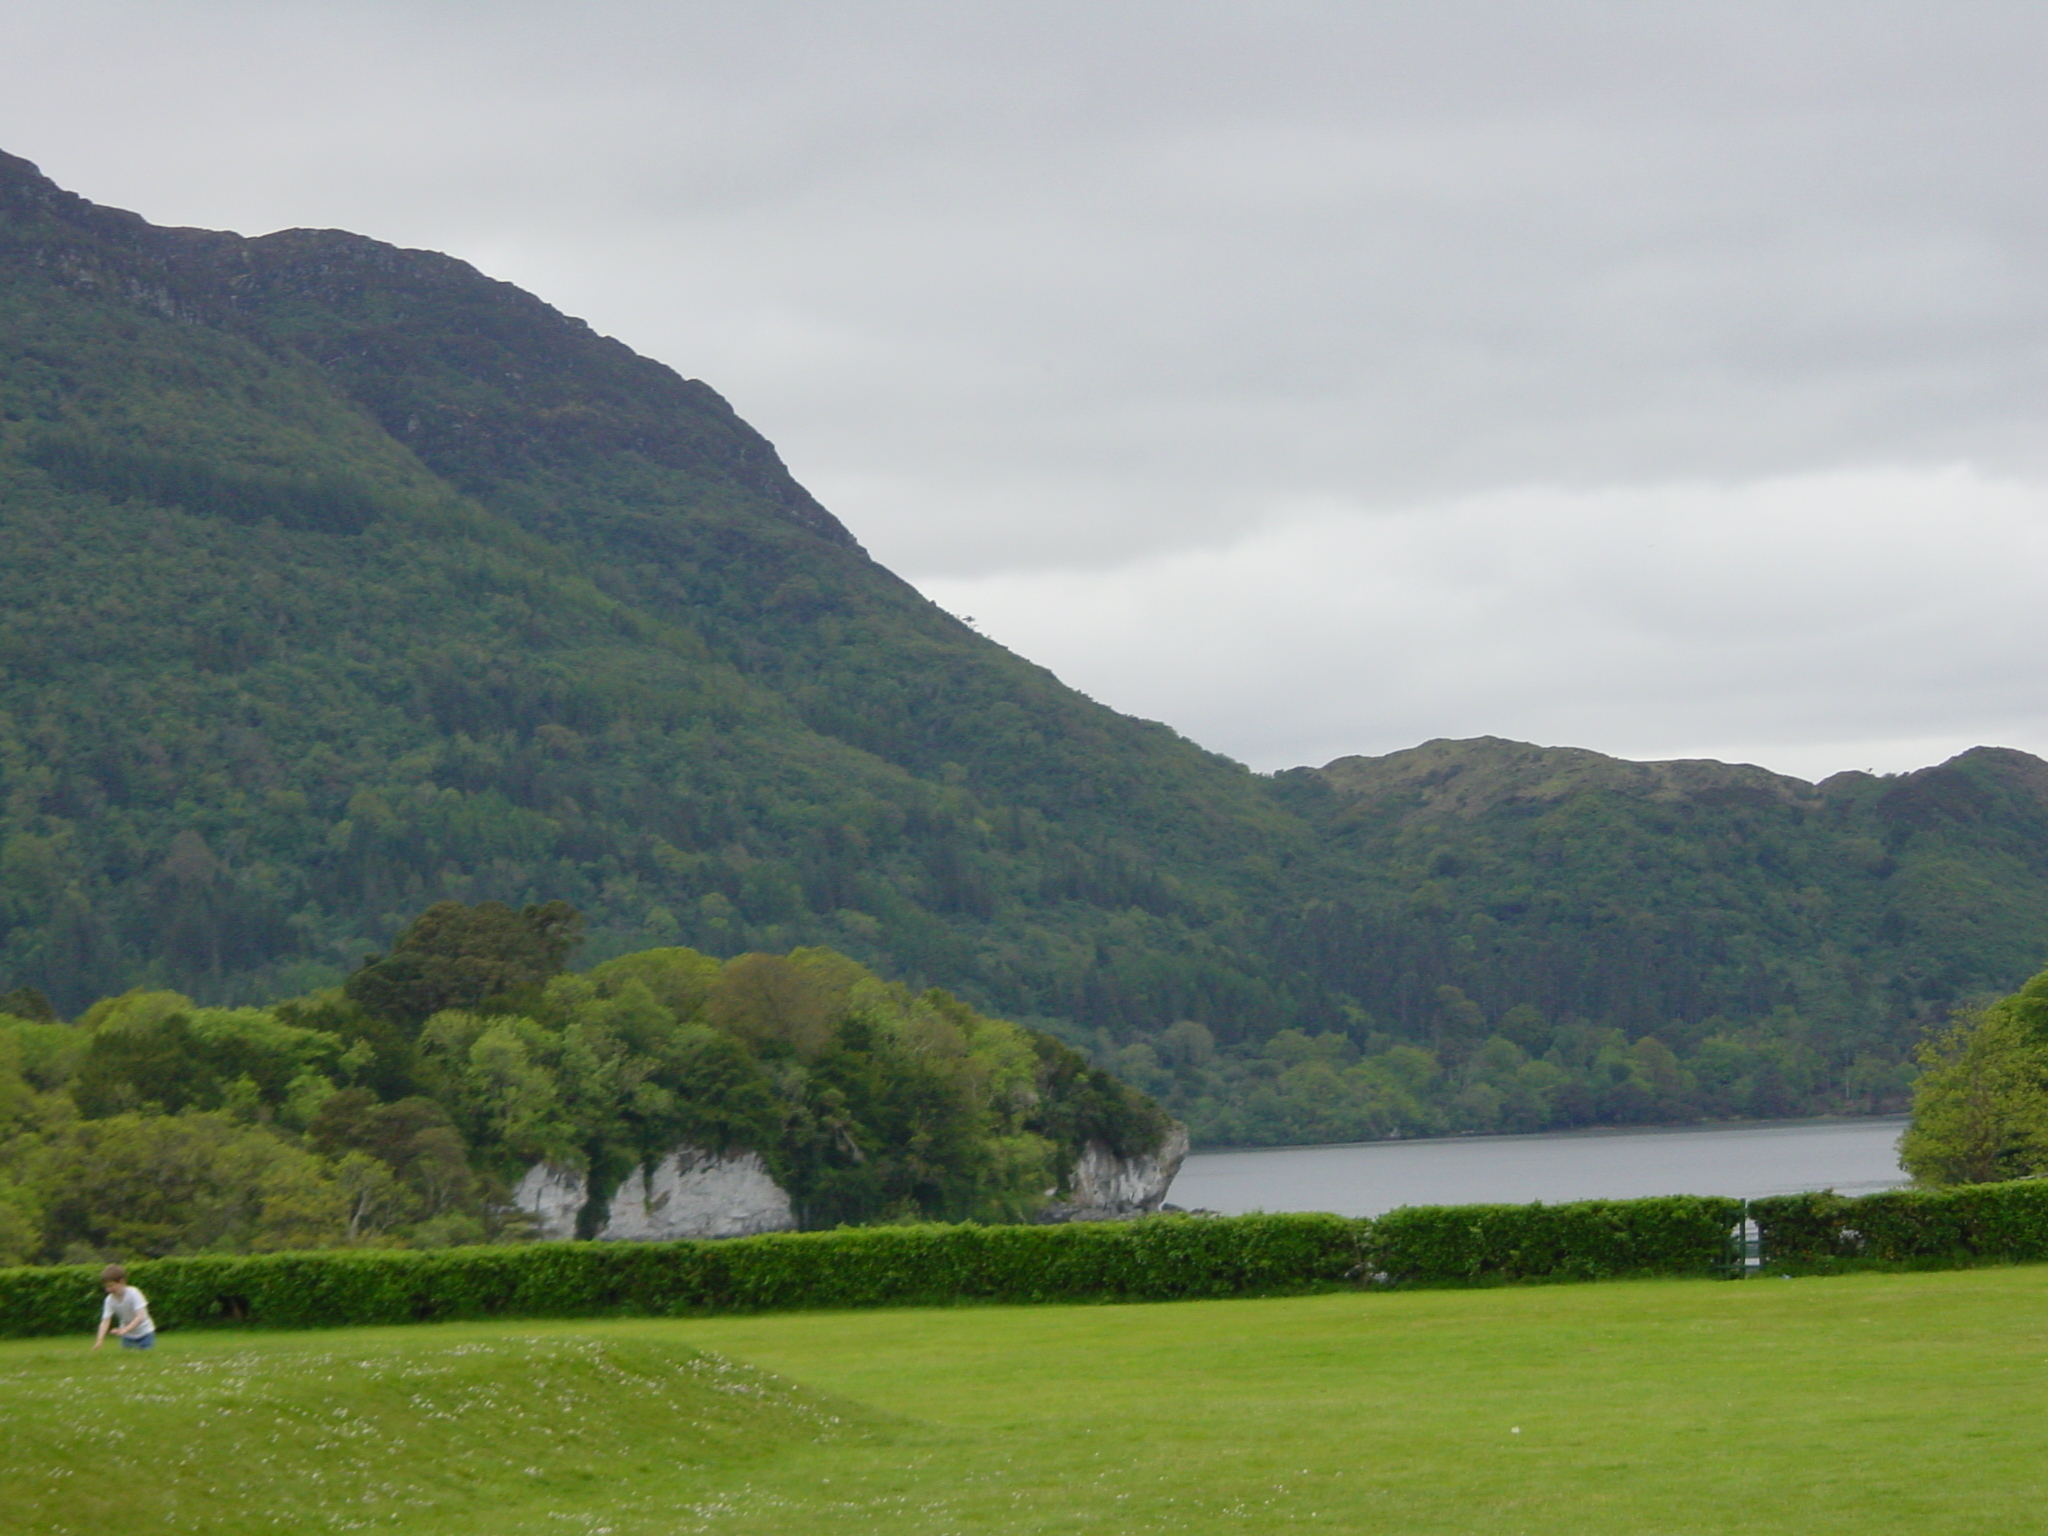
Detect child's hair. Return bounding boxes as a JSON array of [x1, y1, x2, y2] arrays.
[[101, 1264, 126, 1284]]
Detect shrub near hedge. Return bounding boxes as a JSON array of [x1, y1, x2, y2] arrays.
[[1367, 1196, 1745, 1285], [0, 1212, 1365, 1340]]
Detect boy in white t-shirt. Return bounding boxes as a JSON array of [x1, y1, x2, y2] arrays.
[[93, 1264, 154, 1351]]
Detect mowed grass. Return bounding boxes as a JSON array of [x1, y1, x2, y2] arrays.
[[5, 1265, 2048, 1534]]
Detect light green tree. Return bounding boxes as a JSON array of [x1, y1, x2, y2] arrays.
[[1899, 1001, 2048, 1185]]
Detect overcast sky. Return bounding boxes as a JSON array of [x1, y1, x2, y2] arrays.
[[7, 1, 2046, 779]]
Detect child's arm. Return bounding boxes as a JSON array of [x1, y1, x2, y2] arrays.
[[91, 1307, 112, 1350]]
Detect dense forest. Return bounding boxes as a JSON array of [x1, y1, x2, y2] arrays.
[[0, 900, 1169, 1265], [2, 149, 2045, 1148]]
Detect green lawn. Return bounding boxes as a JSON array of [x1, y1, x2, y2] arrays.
[[5, 1267, 2046, 1533]]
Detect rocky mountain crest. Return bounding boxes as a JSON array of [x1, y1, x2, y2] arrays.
[[1314, 736, 1818, 821]]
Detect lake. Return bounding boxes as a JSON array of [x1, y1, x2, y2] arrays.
[[1165, 1115, 1911, 1217]]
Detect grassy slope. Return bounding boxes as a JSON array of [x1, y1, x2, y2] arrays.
[[7, 1268, 2048, 1534], [0, 1327, 869, 1535]]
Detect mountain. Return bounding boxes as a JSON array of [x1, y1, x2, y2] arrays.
[[3, 149, 2047, 1145], [1279, 736, 2048, 1039], [0, 148, 1312, 1035]]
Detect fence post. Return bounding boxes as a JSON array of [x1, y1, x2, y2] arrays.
[[1726, 1200, 1763, 1278]]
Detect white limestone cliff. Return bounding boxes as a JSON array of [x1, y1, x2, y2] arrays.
[[512, 1146, 797, 1242], [599, 1147, 797, 1240], [512, 1160, 588, 1242], [516, 1123, 1189, 1237], [1040, 1122, 1190, 1222]]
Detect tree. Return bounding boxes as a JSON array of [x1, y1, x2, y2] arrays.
[[1899, 1003, 2048, 1185], [415, 1012, 578, 1166], [18, 1112, 343, 1259], [3, 908, 1182, 1250], [704, 953, 837, 1057], [70, 999, 345, 1119], [334, 1151, 411, 1241], [308, 1089, 477, 1217], [71, 1013, 221, 1116], [345, 901, 585, 1029], [0, 986, 56, 1023]]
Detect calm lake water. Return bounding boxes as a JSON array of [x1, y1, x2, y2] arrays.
[[1166, 1116, 1911, 1217]]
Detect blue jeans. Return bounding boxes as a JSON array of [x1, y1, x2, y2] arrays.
[[118, 1332, 154, 1350]]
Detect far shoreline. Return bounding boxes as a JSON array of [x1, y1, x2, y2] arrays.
[[1183, 1111, 1910, 1159]]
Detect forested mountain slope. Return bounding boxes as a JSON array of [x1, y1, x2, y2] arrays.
[[0, 148, 1314, 1041], [3, 151, 2046, 1145], [1283, 737, 2048, 1044]]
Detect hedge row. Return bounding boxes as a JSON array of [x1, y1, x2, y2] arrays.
[[0, 1213, 1364, 1339], [15, 1181, 2048, 1339], [1369, 1179, 2048, 1284], [1368, 1195, 1745, 1285], [1752, 1180, 2048, 1269]]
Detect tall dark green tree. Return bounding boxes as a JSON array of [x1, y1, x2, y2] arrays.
[[345, 901, 584, 1028]]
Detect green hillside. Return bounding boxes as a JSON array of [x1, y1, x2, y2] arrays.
[[1292, 737, 2048, 1031], [3, 149, 2046, 1145], [1125, 739, 2048, 1144], [0, 147, 1315, 1035]]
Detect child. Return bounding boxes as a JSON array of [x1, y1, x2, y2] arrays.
[[92, 1264, 154, 1351]]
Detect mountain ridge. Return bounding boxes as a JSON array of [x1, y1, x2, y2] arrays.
[[0, 146, 1317, 1043], [0, 149, 855, 548], [1314, 735, 1822, 819]]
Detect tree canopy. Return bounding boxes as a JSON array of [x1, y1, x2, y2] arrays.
[[1900, 967, 2048, 1186], [0, 902, 1170, 1265]]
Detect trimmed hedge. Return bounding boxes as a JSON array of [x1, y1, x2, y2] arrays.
[[1365, 1196, 1744, 1285], [18, 1180, 2048, 1341], [0, 1213, 1364, 1340], [1753, 1180, 2048, 1269], [1362, 1178, 2048, 1284]]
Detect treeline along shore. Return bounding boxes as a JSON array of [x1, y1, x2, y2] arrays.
[[0, 900, 1174, 1266]]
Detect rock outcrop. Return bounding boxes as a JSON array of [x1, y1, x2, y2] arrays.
[[517, 1127, 1190, 1237], [599, 1148, 797, 1240], [512, 1161, 588, 1242], [513, 1147, 797, 1242], [1039, 1123, 1190, 1222]]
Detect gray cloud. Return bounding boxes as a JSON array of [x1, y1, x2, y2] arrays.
[[5, 1, 2047, 773], [924, 466, 2048, 775]]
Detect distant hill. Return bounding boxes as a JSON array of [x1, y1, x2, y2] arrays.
[[1283, 736, 2048, 1038], [3, 149, 2045, 1144]]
